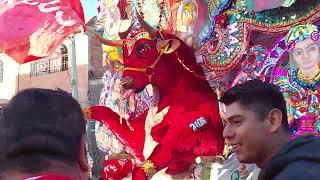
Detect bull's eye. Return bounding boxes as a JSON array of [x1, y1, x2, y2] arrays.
[[136, 44, 152, 57]]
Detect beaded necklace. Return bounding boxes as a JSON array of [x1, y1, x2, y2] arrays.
[[298, 68, 320, 83], [291, 66, 320, 90]]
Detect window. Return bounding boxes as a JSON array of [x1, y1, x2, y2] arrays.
[[60, 44, 68, 71], [30, 44, 69, 77]]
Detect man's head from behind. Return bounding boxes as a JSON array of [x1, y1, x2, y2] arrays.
[[0, 88, 88, 179], [221, 80, 290, 168]]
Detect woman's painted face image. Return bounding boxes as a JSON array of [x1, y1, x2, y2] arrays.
[[292, 38, 320, 71]]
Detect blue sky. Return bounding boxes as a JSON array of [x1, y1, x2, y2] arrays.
[[81, 0, 99, 18]]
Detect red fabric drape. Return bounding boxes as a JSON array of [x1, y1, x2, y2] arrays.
[[0, 0, 85, 63]]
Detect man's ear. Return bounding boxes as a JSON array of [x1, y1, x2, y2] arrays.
[[78, 135, 89, 172], [156, 39, 181, 54], [267, 109, 283, 133]]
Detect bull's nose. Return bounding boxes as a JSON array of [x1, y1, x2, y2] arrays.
[[121, 76, 135, 90]]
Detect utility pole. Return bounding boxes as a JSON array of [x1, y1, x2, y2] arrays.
[[70, 35, 79, 100]]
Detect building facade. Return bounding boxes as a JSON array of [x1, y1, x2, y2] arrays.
[[0, 33, 95, 106]]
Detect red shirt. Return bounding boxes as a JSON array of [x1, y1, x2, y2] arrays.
[[24, 174, 76, 180]]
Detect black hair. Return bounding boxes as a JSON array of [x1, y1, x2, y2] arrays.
[[0, 88, 86, 174], [220, 79, 289, 131]]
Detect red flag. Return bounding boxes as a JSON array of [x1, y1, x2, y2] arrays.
[[0, 0, 85, 63]]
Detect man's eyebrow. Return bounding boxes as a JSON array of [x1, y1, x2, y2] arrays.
[[225, 115, 243, 121]]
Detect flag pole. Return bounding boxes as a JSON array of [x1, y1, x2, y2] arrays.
[[70, 35, 79, 100]]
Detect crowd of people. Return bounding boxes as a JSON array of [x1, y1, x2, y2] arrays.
[[0, 79, 319, 180], [0, 0, 319, 179]]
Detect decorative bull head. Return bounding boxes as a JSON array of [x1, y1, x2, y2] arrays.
[[119, 34, 181, 92], [92, 10, 205, 93], [92, 11, 184, 90]]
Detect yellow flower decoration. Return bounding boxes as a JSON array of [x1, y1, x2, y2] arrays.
[[285, 24, 318, 44], [184, 3, 194, 12], [142, 160, 156, 173], [82, 107, 92, 119]]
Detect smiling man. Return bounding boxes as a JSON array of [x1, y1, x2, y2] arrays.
[[221, 79, 320, 180]]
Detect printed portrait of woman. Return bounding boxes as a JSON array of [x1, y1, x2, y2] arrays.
[[271, 24, 320, 137]]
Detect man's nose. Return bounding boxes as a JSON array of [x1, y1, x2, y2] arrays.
[[223, 124, 235, 140]]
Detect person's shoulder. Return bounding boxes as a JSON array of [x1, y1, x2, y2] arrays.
[[286, 135, 320, 149], [274, 160, 320, 180]]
